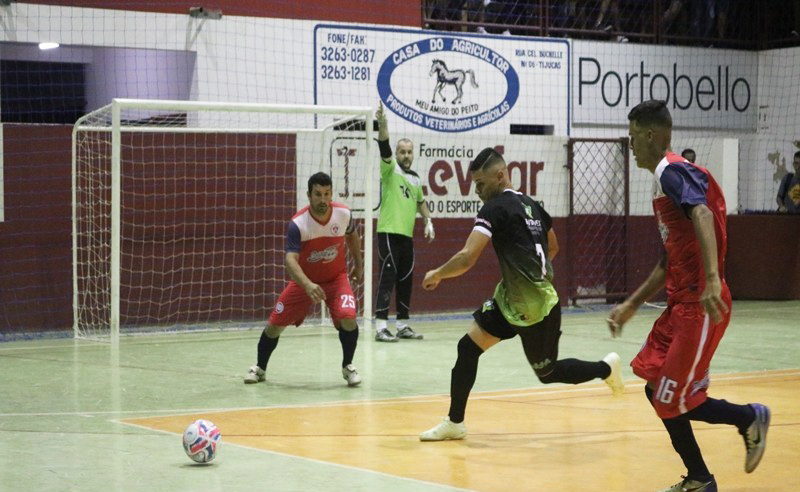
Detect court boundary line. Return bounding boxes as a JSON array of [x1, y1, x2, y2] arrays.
[[116, 419, 473, 492], [4, 369, 794, 419]]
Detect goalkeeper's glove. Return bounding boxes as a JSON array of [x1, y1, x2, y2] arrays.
[[424, 218, 435, 241]]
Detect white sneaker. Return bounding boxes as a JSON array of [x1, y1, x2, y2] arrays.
[[243, 365, 265, 384], [375, 328, 398, 342], [602, 352, 624, 396], [396, 325, 423, 340], [419, 417, 467, 441], [342, 364, 362, 387]]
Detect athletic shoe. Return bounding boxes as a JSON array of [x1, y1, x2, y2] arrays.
[[396, 326, 423, 340], [375, 328, 398, 342], [419, 417, 467, 441], [743, 403, 771, 473], [602, 352, 624, 397], [342, 364, 362, 387], [243, 365, 265, 384], [658, 475, 717, 492]]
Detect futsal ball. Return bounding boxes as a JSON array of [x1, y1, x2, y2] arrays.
[[182, 419, 221, 463]]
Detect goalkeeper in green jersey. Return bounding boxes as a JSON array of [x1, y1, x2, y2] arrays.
[[374, 101, 434, 343]]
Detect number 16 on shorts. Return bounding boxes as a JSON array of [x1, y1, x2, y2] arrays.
[[655, 376, 677, 404]]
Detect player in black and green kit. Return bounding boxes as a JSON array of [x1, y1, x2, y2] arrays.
[[419, 147, 624, 441], [374, 101, 434, 342]]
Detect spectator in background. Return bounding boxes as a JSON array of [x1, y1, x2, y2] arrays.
[[552, 0, 588, 33], [793, 0, 800, 36], [661, 0, 685, 35], [681, 148, 696, 162], [690, 0, 717, 40], [661, 0, 717, 40], [715, 0, 731, 39], [426, 0, 467, 31], [777, 150, 800, 213], [594, 0, 629, 42], [464, 0, 489, 33], [477, 0, 535, 35]]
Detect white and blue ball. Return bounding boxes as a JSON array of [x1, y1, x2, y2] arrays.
[[182, 419, 221, 463]]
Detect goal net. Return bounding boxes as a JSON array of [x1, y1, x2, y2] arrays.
[[72, 99, 375, 344]]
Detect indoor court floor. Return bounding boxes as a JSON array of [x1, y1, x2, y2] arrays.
[[1, 300, 798, 491]]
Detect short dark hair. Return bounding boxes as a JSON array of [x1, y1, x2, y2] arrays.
[[681, 148, 696, 159], [794, 150, 800, 159], [469, 147, 504, 172], [308, 172, 332, 193], [628, 99, 672, 128]]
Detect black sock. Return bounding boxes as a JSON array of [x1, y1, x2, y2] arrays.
[[662, 417, 712, 481], [448, 335, 483, 424], [257, 330, 279, 370], [538, 358, 610, 384], [338, 325, 358, 367], [683, 397, 755, 432], [645, 386, 711, 481]]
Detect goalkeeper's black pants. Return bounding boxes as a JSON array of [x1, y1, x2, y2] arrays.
[[375, 232, 414, 321]]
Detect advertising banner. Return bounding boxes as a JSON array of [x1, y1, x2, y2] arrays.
[[573, 41, 758, 130], [298, 132, 569, 218], [314, 25, 571, 135]]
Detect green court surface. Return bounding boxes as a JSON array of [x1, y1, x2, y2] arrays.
[[1, 300, 798, 491]]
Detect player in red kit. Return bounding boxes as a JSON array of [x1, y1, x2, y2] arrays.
[[608, 100, 770, 492], [244, 172, 364, 387]]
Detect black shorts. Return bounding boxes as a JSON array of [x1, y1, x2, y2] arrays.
[[472, 298, 562, 373]]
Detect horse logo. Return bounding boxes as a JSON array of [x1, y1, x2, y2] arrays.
[[429, 59, 479, 105]]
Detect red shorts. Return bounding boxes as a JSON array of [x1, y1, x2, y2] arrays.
[[631, 294, 731, 419], [268, 273, 357, 327]]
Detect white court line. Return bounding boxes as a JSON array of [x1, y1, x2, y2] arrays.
[[2, 369, 797, 419], [116, 420, 473, 492]]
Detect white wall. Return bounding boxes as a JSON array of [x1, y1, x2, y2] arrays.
[[2, 3, 797, 213]]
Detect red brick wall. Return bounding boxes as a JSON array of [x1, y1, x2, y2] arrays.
[[0, 125, 74, 332], [727, 215, 800, 300], [2, 124, 797, 334]]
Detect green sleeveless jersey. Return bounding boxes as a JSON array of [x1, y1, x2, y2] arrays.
[[377, 158, 424, 237]]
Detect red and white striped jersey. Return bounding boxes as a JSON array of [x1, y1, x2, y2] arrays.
[[286, 202, 352, 284]]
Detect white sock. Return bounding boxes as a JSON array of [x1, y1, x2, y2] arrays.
[[396, 320, 409, 330], [376, 319, 387, 331]]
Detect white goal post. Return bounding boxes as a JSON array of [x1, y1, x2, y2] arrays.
[[72, 99, 375, 345]]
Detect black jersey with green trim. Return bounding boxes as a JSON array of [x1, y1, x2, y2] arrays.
[[474, 189, 554, 283], [473, 189, 559, 326]]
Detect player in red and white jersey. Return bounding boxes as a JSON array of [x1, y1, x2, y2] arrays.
[[654, 151, 728, 305], [608, 100, 770, 492], [289, 194, 351, 285], [243, 172, 364, 387]]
